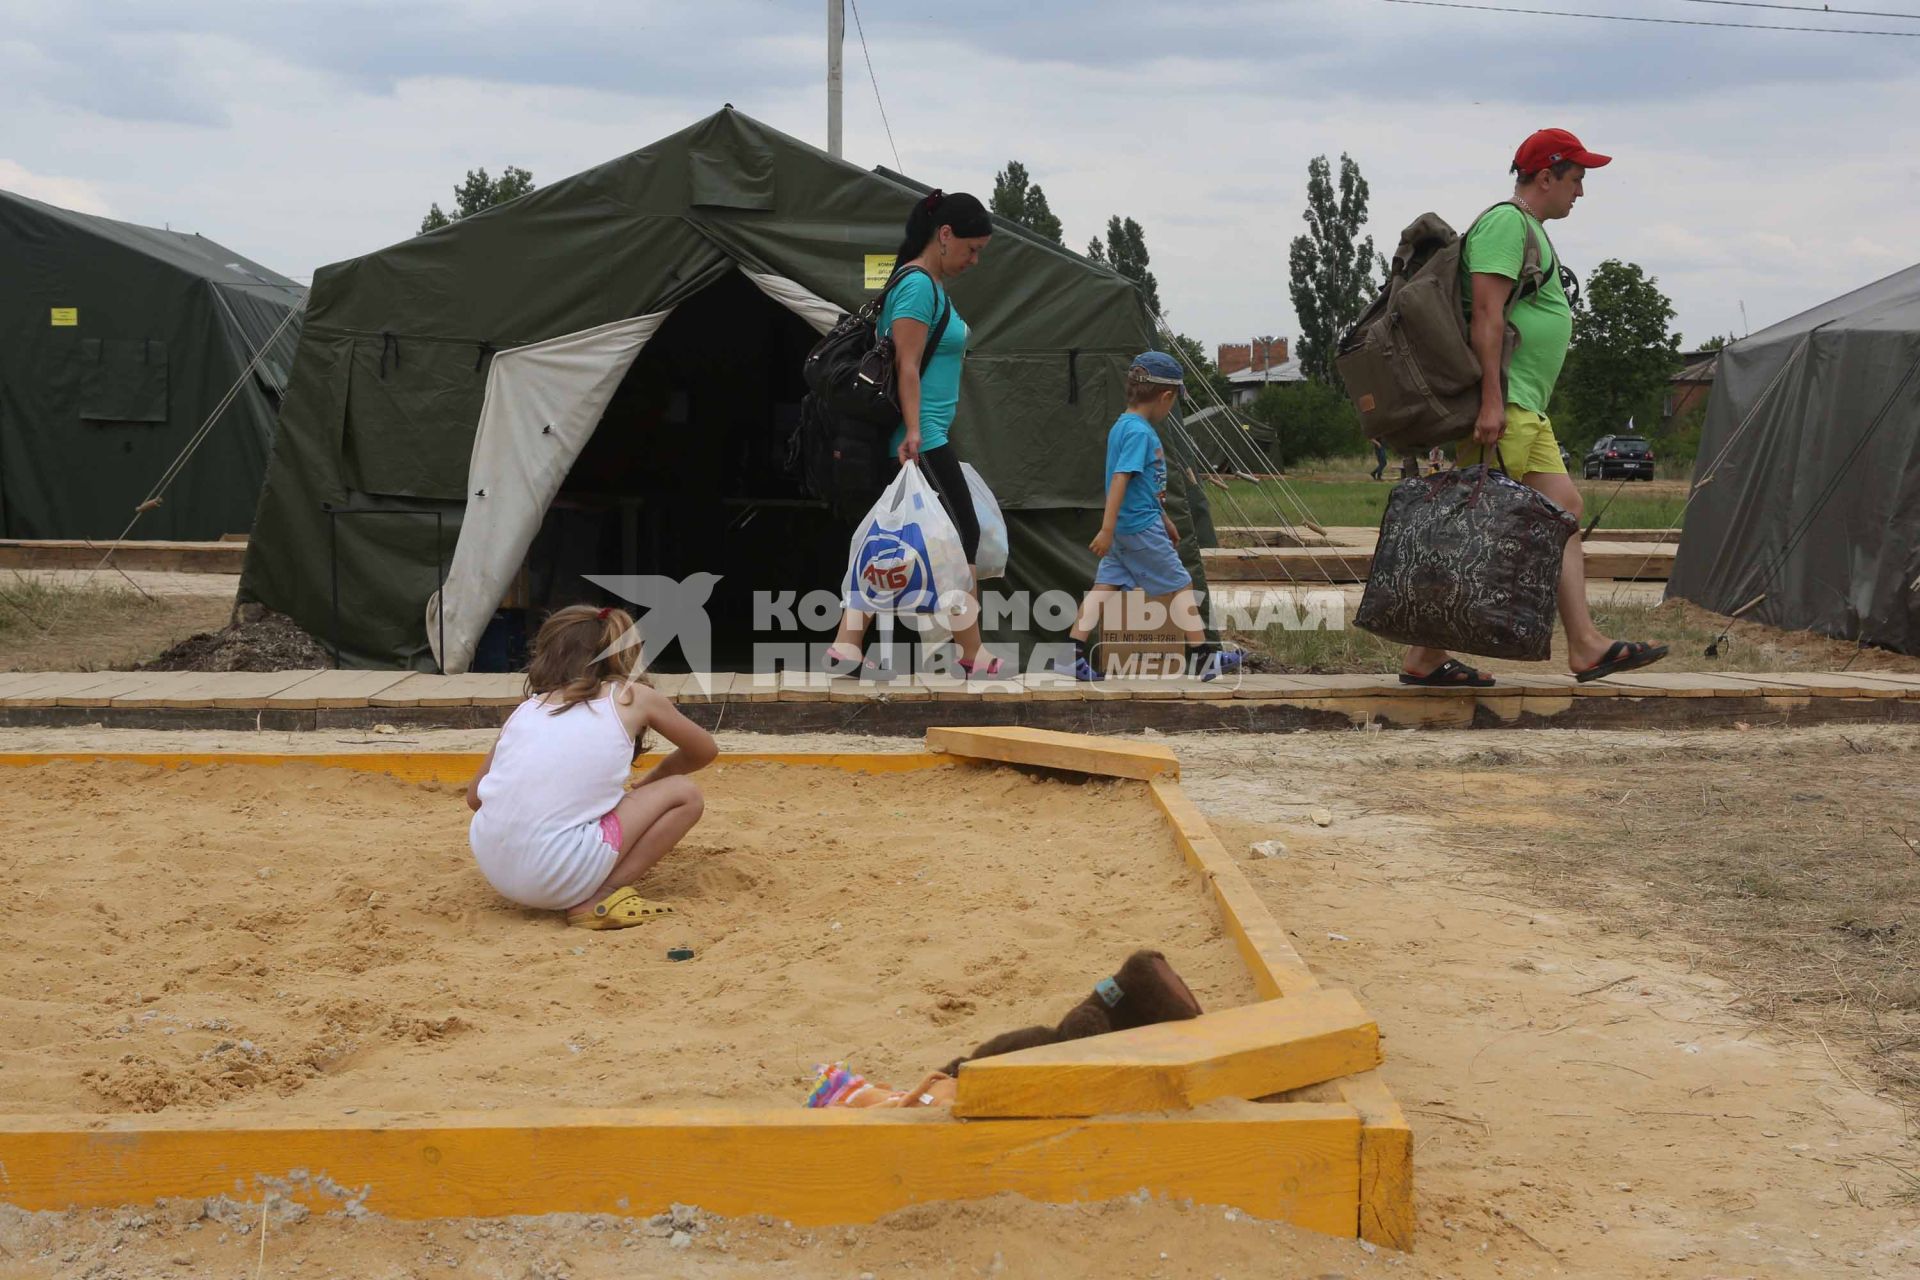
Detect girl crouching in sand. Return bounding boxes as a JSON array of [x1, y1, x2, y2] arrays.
[[465, 604, 716, 929]]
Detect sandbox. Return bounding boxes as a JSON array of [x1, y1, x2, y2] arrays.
[[0, 730, 1411, 1247]]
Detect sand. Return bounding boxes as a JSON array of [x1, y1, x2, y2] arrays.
[[0, 757, 1254, 1116], [1, 725, 1915, 1277]]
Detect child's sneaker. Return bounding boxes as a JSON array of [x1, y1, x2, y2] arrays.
[[1068, 655, 1104, 683], [1196, 649, 1245, 682]]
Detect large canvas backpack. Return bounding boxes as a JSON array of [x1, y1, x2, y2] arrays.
[[1335, 202, 1548, 454]]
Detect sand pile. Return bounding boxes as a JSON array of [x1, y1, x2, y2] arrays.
[[0, 758, 1252, 1115]]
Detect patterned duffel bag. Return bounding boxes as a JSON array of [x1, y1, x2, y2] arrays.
[[1355, 463, 1578, 660]]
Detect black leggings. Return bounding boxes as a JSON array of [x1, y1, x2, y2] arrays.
[[910, 443, 981, 567]]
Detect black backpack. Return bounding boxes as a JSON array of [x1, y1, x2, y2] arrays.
[[801, 265, 952, 428], [789, 393, 897, 524]]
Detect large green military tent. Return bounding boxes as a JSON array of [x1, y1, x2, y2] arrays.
[[1667, 263, 1920, 654], [240, 108, 1209, 670], [0, 190, 305, 540]]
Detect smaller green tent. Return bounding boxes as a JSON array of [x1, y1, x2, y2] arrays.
[[0, 190, 305, 541], [240, 108, 1213, 670], [1668, 263, 1920, 654]]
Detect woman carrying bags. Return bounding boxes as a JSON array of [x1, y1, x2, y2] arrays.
[[824, 190, 1001, 679]]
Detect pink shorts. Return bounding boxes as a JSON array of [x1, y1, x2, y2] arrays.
[[599, 811, 624, 852]]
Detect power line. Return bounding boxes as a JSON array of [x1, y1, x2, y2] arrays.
[[847, 0, 903, 173], [1380, 0, 1920, 35], [1681, 1, 1920, 19]]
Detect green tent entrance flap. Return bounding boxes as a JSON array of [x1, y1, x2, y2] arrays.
[[0, 190, 305, 540], [240, 107, 1196, 671]]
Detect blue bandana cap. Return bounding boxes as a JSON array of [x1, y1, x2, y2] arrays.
[[1130, 350, 1185, 386]]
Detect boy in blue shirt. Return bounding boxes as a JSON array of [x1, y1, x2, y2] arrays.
[[1061, 351, 1243, 682]]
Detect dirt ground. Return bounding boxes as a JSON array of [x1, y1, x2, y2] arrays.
[[0, 759, 1251, 1115], [1, 725, 1916, 1278]]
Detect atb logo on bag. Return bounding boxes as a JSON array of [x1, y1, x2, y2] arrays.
[[853, 523, 936, 612]]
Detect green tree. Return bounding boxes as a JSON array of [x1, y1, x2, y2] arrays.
[[1551, 259, 1681, 449], [989, 160, 1063, 244], [1246, 380, 1364, 468], [1287, 154, 1378, 385], [1086, 216, 1162, 316], [420, 165, 536, 234]]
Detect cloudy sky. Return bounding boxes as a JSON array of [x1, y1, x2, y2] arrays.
[[4, 0, 1916, 351]]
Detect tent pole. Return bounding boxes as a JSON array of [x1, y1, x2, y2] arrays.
[[827, 0, 844, 158]]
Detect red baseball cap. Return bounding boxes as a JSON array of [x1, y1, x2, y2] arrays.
[[1512, 128, 1611, 175]]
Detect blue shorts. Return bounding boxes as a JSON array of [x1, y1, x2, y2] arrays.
[[1095, 527, 1192, 596]]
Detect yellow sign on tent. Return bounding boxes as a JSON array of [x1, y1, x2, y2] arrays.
[[50, 307, 78, 327], [863, 254, 896, 290]]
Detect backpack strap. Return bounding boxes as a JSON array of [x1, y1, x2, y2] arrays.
[[884, 263, 954, 374], [1463, 200, 1551, 313]]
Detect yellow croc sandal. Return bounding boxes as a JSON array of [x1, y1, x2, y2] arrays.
[[567, 885, 677, 931]]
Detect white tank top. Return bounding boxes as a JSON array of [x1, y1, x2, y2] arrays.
[[473, 689, 635, 852]]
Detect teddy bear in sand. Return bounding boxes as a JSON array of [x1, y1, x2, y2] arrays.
[[940, 949, 1203, 1077]]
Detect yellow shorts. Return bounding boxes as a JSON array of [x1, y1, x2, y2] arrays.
[[1456, 405, 1568, 477]]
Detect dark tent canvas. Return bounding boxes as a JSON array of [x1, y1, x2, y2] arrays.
[[1667, 263, 1920, 654], [240, 108, 1214, 671], [0, 191, 305, 541]]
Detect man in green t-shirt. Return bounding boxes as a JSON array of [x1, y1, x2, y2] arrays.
[[1403, 128, 1668, 688]]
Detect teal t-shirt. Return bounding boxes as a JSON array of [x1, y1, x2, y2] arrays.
[[1462, 203, 1572, 415], [1106, 412, 1167, 535], [880, 270, 969, 455]]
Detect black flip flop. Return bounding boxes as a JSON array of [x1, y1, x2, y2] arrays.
[[1575, 639, 1670, 683], [1399, 658, 1495, 688]]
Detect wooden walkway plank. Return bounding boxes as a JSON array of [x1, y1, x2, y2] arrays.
[[0, 1105, 1362, 1235], [199, 671, 332, 709], [927, 726, 1179, 780], [673, 672, 731, 705], [262, 670, 415, 708], [1738, 673, 1903, 699], [368, 674, 479, 708], [445, 673, 531, 707], [776, 669, 833, 702], [729, 671, 782, 703], [952, 989, 1381, 1119], [10, 672, 147, 707], [53, 671, 183, 707]]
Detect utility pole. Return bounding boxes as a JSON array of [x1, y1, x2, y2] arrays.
[[827, 0, 845, 159]]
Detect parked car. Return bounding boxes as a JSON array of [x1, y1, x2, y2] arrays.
[[1583, 434, 1655, 480]]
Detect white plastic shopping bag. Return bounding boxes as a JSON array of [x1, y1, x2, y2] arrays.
[[961, 462, 1009, 580], [841, 461, 971, 619]]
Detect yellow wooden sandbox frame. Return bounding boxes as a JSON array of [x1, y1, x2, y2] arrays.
[[0, 729, 1413, 1249]]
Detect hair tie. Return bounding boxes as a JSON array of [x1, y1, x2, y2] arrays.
[[595, 607, 613, 620], [923, 189, 943, 211]]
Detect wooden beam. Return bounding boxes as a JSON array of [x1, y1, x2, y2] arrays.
[[1148, 778, 1320, 998], [0, 1105, 1362, 1234], [1338, 1072, 1415, 1252], [926, 726, 1179, 780], [953, 989, 1380, 1118], [0, 538, 246, 573]]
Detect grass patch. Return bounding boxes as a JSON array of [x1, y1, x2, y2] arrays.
[[1213, 476, 1687, 533], [0, 575, 157, 641], [0, 574, 233, 672]]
